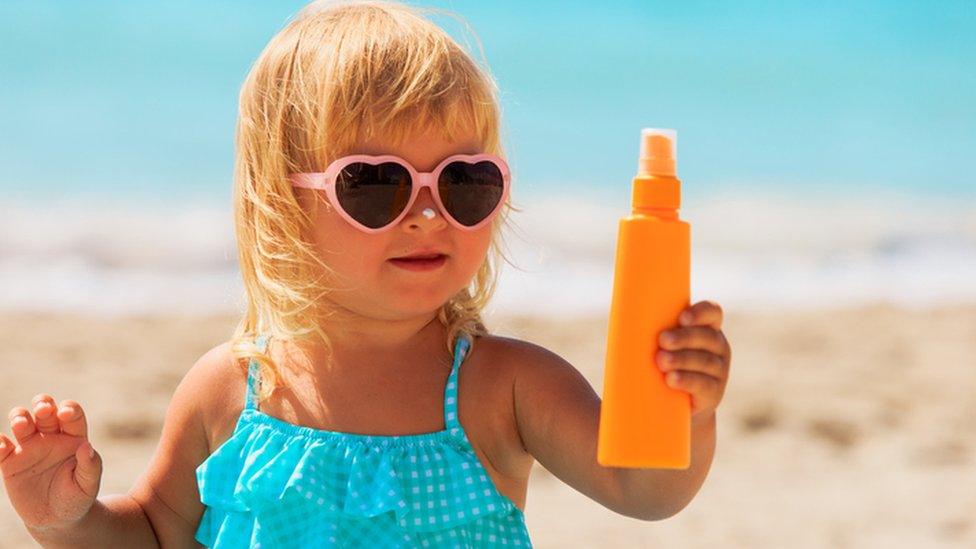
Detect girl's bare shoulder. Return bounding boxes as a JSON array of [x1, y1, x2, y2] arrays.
[[460, 334, 559, 475], [466, 332, 596, 451], [179, 341, 249, 453], [468, 333, 568, 386]]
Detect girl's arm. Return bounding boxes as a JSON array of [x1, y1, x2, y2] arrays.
[[27, 344, 230, 548], [612, 411, 716, 520], [26, 496, 158, 549], [510, 339, 716, 521], [126, 344, 233, 547]]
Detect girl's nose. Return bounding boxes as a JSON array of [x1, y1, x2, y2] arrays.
[[402, 188, 447, 231]]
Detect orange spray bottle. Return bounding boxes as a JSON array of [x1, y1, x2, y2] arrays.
[[597, 128, 691, 469]]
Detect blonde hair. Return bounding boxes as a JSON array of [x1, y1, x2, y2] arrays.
[[229, 0, 520, 403]]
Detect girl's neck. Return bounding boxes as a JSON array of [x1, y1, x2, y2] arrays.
[[288, 311, 447, 375]]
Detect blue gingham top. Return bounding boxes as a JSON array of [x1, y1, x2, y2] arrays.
[[194, 334, 532, 548]]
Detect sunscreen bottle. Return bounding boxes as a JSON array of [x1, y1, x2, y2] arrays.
[[597, 128, 691, 469]]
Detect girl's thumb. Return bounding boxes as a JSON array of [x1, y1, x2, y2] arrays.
[[74, 441, 102, 496]]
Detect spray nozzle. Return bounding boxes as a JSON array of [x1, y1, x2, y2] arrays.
[[638, 128, 677, 177]]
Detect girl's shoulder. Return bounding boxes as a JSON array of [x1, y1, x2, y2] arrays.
[[478, 332, 624, 515], [469, 332, 572, 388], [125, 340, 244, 545], [460, 333, 568, 481], [462, 332, 574, 414], [469, 331, 598, 444], [180, 340, 250, 455]]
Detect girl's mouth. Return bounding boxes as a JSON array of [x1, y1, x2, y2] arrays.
[[388, 254, 448, 271]]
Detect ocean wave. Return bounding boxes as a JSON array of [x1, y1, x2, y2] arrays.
[[2, 190, 974, 317]]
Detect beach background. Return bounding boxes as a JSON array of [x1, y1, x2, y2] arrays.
[[1, 1, 974, 547]]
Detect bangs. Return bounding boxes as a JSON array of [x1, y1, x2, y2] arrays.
[[359, 93, 489, 151]]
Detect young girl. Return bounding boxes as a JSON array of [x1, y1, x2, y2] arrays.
[[0, 1, 731, 547]]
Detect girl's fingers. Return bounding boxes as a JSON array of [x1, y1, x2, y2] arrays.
[[8, 407, 37, 445], [31, 394, 60, 435], [56, 399, 89, 440], [679, 300, 724, 330], [659, 326, 729, 356], [73, 441, 101, 498], [663, 369, 723, 402], [0, 433, 15, 463], [657, 349, 725, 378]]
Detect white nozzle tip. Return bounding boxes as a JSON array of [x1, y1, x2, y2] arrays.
[[641, 127, 677, 141], [638, 127, 678, 176], [640, 128, 677, 158]]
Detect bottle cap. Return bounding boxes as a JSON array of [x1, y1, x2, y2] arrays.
[[633, 127, 680, 210], [638, 128, 677, 177]]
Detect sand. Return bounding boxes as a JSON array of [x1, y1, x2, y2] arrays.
[[0, 304, 973, 548]]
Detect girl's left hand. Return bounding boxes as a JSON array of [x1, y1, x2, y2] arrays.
[[655, 300, 731, 422]]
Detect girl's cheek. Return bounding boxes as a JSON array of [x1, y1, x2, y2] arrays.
[[452, 231, 491, 279], [311, 206, 362, 251]]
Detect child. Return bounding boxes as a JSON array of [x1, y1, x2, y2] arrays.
[[0, 1, 732, 547]]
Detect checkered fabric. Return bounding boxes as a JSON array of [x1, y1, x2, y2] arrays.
[[194, 334, 533, 548]]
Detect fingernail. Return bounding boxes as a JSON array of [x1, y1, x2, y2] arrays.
[[679, 312, 693, 325]]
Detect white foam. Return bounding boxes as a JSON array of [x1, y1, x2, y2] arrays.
[[2, 188, 974, 317]]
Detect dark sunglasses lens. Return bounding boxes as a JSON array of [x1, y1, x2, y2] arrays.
[[438, 161, 505, 227], [335, 162, 411, 229]]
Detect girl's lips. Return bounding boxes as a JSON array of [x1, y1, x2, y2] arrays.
[[388, 254, 448, 271]]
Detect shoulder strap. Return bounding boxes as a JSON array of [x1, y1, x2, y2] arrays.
[[443, 335, 471, 431], [244, 334, 269, 411]]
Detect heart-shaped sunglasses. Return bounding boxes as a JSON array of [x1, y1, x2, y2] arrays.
[[288, 153, 511, 233]]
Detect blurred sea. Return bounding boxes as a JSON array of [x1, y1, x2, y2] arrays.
[[1, 1, 974, 317], [2, 188, 974, 317]]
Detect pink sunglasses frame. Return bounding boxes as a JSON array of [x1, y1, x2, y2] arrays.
[[288, 153, 512, 234]]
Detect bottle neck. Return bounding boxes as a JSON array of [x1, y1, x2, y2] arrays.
[[632, 174, 681, 211], [632, 206, 678, 219]]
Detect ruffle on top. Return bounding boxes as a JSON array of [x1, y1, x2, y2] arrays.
[[194, 335, 532, 548]]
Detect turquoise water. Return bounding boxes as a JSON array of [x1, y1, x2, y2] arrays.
[[1, 1, 974, 315], [1, 0, 973, 203]]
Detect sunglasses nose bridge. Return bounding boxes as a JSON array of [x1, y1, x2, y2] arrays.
[[409, 171, 441, 212], [415, 171, 438, 190], [410, 171, 441, 206]]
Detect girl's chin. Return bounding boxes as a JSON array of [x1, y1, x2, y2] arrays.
[[384, 294, 451, 314]]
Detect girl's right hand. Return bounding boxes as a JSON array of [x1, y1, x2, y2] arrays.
[[0, 394, 102, 532]]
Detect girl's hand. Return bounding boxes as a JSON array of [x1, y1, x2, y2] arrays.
[[655, 300, 732, 422], [0, 394, 102, 531]]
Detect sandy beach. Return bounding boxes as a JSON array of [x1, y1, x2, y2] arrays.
[[0, 304, 973, 548]]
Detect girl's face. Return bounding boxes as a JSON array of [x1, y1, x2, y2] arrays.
[[296, 125, 494, 322]]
